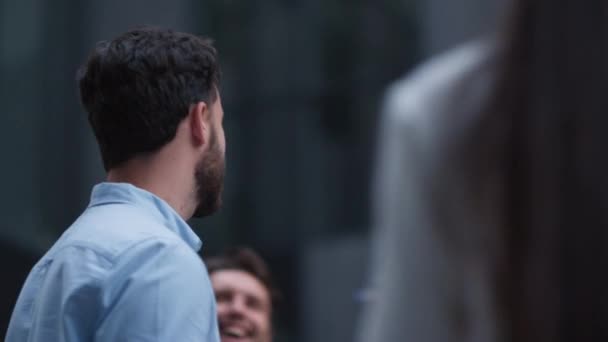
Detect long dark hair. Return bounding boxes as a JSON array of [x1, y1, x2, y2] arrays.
[[474, 0, 608, 340]]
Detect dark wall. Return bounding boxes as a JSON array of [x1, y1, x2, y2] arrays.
[[1, 244, 38, 339]]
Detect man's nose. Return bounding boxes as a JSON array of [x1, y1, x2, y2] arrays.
[[227, 297, 247, 315]]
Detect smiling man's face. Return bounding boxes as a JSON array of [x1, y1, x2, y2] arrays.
[[211, 270, 272, 342]]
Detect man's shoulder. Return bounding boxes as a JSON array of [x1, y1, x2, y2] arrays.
[[53, 203, 191, 266], [384, 39, 496, 126]]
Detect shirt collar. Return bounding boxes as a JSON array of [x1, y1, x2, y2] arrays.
[[88, 182, 203, 252]]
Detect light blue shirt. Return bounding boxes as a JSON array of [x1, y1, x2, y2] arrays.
[[6, 182, 220, 342]]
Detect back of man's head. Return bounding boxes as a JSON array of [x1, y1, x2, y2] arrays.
[[77, 26, 220, 171]]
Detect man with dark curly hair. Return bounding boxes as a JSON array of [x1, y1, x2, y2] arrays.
[[7, 27, 225, 341]]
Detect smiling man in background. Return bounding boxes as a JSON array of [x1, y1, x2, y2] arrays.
[[206, 247, 280, 342]]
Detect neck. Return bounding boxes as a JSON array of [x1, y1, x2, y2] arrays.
[[107, 153, 197, 219]]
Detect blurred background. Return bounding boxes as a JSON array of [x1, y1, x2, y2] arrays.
[[0, 0, 504, 340]]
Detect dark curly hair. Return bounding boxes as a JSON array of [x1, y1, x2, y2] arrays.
[[77, 26, 221, 171]]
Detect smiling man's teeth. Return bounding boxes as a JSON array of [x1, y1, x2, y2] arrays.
[[225, 327, 246, 338]]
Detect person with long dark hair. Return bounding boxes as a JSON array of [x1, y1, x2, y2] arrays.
[[358, 1, 608, 341]]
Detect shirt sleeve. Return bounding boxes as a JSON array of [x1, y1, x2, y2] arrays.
[[96, 239, 220, 342], [356, 84, 456, 342], [13, 246, 108, 342]]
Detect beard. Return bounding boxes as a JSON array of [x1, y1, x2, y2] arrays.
[[192, 129, 225, 218]]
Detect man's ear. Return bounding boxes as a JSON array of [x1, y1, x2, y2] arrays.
[[189, 101, 209, 147]]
